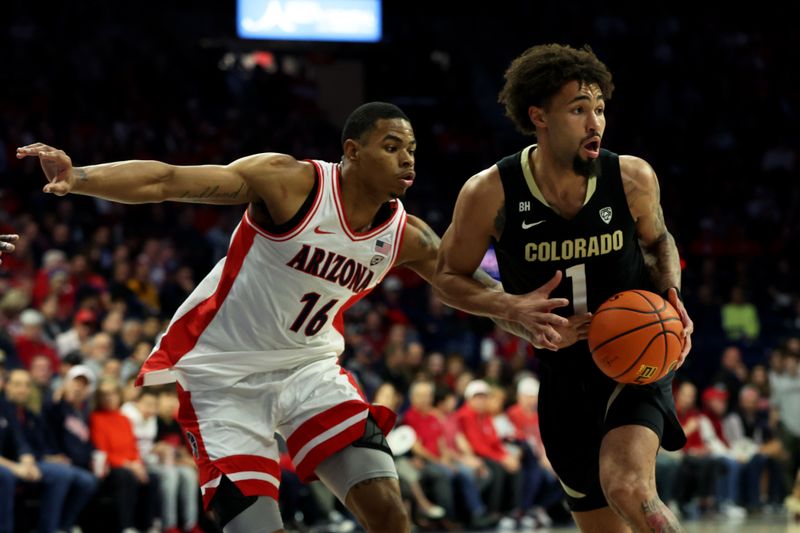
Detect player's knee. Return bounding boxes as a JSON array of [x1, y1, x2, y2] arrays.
[[601, 471, 654, 509], [361, 490, 408, 533]]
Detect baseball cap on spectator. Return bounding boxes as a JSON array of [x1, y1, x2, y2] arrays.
[[74, 309, 97, 325], [464, 379, 490, 399], [701, 386, 728, 404], [517, 376, 540, 397], [20, 309, 45, 327], [65, 364, 97, 393]]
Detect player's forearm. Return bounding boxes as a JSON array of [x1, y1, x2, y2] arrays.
[[642, 232, 682, 293], [70, 161, 174, 203], [433, 270, 515, 322]]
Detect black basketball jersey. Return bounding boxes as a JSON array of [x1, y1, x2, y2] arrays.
[[494, 145, 655, 320]]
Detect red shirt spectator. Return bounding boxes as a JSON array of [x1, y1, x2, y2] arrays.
[[14, 309, 60, 370], [456, 381, 509, 463], [404, 405, 444, 458]]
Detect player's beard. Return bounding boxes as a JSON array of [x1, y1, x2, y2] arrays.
[[573, 153, 600, 178]]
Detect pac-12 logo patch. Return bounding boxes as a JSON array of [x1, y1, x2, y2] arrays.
[[599, 207, 613, 224], [186, 431, 199, 459], [370, 255, 384, 266]]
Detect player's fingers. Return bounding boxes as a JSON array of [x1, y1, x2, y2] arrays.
[[0, 234, 19, 242], [0, 240, 16, 253], [536, 270, 563, 296], [540, 297, 570, 313], [540, 311, 568, 327], [680, 334, 692, 359], [16, 143, 51, 157], [43, 182, 69, 195]]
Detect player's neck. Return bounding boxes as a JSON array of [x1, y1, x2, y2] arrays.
[[530, 144, 585, 193], [339, 164, 385, 233]]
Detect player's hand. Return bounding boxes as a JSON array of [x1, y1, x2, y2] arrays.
[[16, 143, 76, 196], [0, 234, 19, 265], [510, 270, 570, 350], [667, 287, 693, 367], [552, 312, 593, 349]]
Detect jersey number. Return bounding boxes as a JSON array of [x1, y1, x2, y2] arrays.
[[566, 263, 588, 314], [289, 292, 339, 336]]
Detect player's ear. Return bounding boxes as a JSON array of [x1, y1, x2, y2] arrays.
[[343, 139, 359, 162], [529, 105, 546, 130]]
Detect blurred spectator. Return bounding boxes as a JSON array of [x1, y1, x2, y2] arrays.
[[13, 308, 60, 371], [699, 387, 747, 518], [721, 287, 761, 343], [403, 380, 491, 528], [28, 353, 54, 413], [46, 365, 95, 471], [723, 385, 786, 510], [0, 367, 42, 533], [770, 351, 800, 490], [5, 368, 97, 532], [456, 379, 521, 526], [713, 346, 748, 412], [56, 308, 97, 358], [91, 378, 160, 533]]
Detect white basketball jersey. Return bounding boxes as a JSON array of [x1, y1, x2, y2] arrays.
[[138, 160, 407, 391]]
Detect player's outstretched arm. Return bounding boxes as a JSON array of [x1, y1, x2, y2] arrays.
[[16, 143, 265, 205], [622, 155, 694, 363], [399, 168, 569, 350]]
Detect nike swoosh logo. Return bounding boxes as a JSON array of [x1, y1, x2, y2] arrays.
[[521, 220, 546, 229], [314, 226, 335, 235]]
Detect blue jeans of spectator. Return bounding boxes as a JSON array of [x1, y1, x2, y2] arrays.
[[427, 462, 488, 519], [745, 454, 786, 506], [519, 444, 561, 512], [714, 456, 742, 505], [0, 465, 15, 533], [37, 461, 98, 532]]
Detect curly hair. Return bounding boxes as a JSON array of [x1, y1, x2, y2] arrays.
[[498, 44, 614, 136]]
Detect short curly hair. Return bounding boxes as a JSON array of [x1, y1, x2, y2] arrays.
[[498, 44, 614, 136]]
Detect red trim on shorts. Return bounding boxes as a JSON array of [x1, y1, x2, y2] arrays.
[[286, 399, 367, 458], [175, 385, 215, 507], [213, 455, 281, 479], [136, 219, 257, 385], [294, 421, 367, 481], [235, 479, 279, 500], [176, 386, 282, 508]]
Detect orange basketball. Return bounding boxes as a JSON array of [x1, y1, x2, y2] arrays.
[[588, 290, 684, 385]]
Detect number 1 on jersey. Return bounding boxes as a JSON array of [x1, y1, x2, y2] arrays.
[[566, 264, 588, 314], [290, 292, 339, 336]]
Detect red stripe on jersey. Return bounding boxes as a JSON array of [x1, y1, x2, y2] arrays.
[[332, 163, 401, 241], [136, 220, 256, 383], [333, 286, 373, 337], [242, 160, 324, 242]]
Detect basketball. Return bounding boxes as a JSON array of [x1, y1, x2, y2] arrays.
[[588, 290, 684, 385]]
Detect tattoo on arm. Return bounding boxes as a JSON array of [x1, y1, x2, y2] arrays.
[[641, 498, 682, 532], [494, 203, 505, 236], [178, 182, 247, 201], [641, 200, 681, 293], [73, 168, 88, 181]]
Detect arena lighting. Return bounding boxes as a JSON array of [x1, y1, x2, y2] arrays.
[[237, 0, 382, 42]]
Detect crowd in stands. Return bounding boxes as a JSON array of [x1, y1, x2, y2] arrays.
[[2, 2, 799, 531]]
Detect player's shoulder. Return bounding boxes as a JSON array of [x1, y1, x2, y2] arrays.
[[618, 155, 659, 196], [462, 164, 502, 197], [231, 152, 316, 189]]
